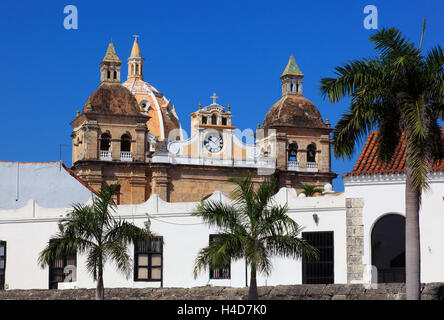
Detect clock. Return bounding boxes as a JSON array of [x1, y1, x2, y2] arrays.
[[204, 133, 224, 153]]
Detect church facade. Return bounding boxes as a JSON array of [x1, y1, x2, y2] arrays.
[[70, 39, 337, 204]]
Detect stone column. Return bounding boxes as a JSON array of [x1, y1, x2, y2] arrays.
[[78, 165, 103, 193], [152, 166, 170, 202], [135, 123, 148, 162], [346, 198, 365, 283], [319, 135, 331, 172], [111, 138, 121, 161], [129, 179, 147, 204], [276, 132, 287, 170], [84, 122, 99, 160]]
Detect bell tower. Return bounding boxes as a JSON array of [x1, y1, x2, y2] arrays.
[[281, 56, 304, 96], [127, 35, 144, 81], [100, 42, 122, 84], [190, 93, 234, 136]]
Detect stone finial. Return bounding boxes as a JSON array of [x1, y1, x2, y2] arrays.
[[227, 104, 230, 111], [198, 102, 202, 110], [322, 183, 335, 196], [76, 110, 80, 117], [257, 123, 261, 129]]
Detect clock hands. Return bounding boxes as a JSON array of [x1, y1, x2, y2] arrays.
[[205, 134, 223, 153]]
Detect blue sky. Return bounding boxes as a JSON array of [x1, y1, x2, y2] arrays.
[[0, 0, 442, 192]]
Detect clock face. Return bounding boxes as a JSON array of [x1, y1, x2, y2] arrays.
[[204, 133, 224, 153]]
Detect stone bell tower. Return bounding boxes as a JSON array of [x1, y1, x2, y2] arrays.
[[281, 56, 304, 96], [262, 56, 336, 192], [100, 43, 122, 84]]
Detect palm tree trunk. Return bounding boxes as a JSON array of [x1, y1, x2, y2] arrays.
[[96, 276, 104, 300], [248, 265, 258, 300], [405, 166, 421, 300], [96, 256, 105, 300]]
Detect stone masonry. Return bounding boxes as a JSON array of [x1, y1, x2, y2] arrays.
[[0, 283, 443, 300], [346, 198, 365, 283]]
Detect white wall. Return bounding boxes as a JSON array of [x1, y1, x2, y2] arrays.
[[344, 172, 444, 283], [0, 189, 348, 290]]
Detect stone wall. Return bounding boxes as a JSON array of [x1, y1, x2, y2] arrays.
[[1, 283, 443, 300]]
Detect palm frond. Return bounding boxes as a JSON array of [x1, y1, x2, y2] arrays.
[[103, 241, 132, 279], [252, 177, 279, 218], [193, 233, 244, 278], [192, 200, 247, 234], [300, 184, 323, 197], [265, 235, 319, 261], [320, 59, 378, 103], [105, 219, 152, 245], [85, 244, 102, 281], [369, 27, 417, 59]]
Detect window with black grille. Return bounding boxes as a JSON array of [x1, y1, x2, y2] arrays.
[[0, 241, 6, 290], [134, 237, 163, 282], [302, 231, 334, 284], [209, 235, 231, 279], [49, 253, 77, 289]]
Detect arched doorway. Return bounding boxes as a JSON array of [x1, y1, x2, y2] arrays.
[[371, 214, 406, 283]]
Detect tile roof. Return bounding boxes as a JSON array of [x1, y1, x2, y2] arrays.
[[345, 129, 444, 176], [281, 56, 303, 77], [102, 43, 121, 63]]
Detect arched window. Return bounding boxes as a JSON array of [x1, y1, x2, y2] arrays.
[[307, 143, 316, 163], [121, 134, 131, 152], [371, 214, 405, 283], [136, 64, 139, 73], [288, 143, 298, 161], [290, 83, 294, 92], [107, 70, 111, 79], [211, 114, 217, 125], [113, 71, 117, 79], [100, 133, 111, 151], [131, 65, 134, 75]]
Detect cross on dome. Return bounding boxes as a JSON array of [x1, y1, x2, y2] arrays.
[[210, 93, 219, 105]]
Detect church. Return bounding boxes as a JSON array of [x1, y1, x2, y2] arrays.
[[70, 38, 336, 204], [0, 38, 443, 292]]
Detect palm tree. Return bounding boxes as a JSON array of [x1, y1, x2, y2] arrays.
[[192, 174, 319, 300], [320, 26, 444, 299], [300, 184, 323, 197], [38, 183, 153, 300]]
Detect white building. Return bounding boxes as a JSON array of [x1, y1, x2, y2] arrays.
[[1, 132, 443, 291], [343, 131, 444, 284]]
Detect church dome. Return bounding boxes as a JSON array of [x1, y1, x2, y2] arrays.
[[82, 83, 141, 116], [263, 95, 329, 129]]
